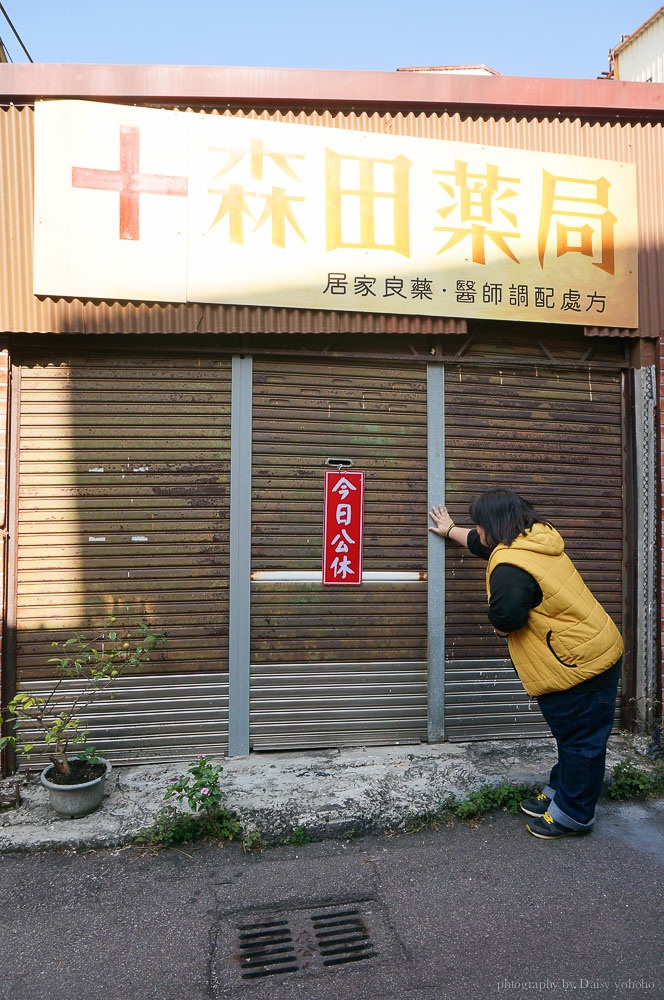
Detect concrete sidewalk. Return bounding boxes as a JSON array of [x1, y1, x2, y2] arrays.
[[0, 733, 656, 852]]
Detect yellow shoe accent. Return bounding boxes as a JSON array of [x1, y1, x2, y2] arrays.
[[526, 821, 582, 839], [543, 811, 555, 825]]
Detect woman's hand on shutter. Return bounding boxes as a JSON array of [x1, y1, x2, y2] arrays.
[[428, 505, 454, 537]]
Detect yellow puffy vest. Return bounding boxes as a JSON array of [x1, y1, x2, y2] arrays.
[[486, 523, 623, 697]]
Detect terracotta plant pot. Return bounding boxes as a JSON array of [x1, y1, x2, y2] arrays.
[[40, 759, 112, 818]]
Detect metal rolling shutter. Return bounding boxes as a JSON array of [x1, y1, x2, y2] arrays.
[[444, 349, 624, 739], [14, 350, 231, 765], [250, 359, 428, 749]]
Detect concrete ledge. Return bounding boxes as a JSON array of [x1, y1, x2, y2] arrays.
[[0, 734, 655, 853]]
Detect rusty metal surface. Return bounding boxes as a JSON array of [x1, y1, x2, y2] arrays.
[[15, 350, 232, 686], [249, 358, 428, 749], [0, 104, 661, 339], [8, 331, 630, 753], [443, 329, 625, 739], [584, 327, 643, 338]]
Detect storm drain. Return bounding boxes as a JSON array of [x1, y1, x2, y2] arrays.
[[236, 918, 299, 980], [230, 901, 382, 983], [311, 907, 374, 967]]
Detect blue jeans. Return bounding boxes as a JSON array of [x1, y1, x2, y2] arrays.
[[536, 680, 619, 830]]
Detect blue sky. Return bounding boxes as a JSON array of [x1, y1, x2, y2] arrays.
[[5, 1, 661, 79]]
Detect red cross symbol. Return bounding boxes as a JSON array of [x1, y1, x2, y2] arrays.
[[71, 125, 188, 241]]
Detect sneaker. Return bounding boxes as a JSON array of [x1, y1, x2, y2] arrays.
[[520, 792, 551, 818], [526, 811, 592, 839]]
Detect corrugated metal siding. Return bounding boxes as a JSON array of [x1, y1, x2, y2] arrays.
[[16, 674, 230, 766], [444, 330, 625, 739], [0, 104, 660, 337], [616, 16, 664, 82], [14, 350, 232, 765], [9, 334, 629, 757], [250, 359, 428, 748]]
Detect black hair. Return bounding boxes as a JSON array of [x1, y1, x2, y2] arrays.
[[468, 488, 545, 549]]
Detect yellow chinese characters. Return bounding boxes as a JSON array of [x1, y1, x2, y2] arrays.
[[325, 150, 411, 257], [434, 159, 520, 264], [208, 137, 306, 248], [538, 172, 616, 274]]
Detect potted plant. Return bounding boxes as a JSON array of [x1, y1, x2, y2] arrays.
[[0, 619, 166, 818]]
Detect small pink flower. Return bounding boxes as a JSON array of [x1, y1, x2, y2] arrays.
[[201, 787, 209, 795]]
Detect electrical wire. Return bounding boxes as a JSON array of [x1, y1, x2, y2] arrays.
[[0, 35, 12, 62], [0, 3, 32, 62]]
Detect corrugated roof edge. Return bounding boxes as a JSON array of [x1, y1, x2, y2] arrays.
[[612, 4, 664, 58], [1, 64, 664, 117]]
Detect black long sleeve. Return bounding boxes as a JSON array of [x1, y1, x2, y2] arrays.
[[487, 565, 541, 632], [467, 529, 543, 632], [467, 528, 492, 559]]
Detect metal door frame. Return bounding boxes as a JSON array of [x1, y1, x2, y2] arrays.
[[228, 356, 253, 755], [426, 363, 445, 742], [229, 352, 435, 754]]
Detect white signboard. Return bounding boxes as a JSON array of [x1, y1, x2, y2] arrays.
[[33, 100, 639, 327]]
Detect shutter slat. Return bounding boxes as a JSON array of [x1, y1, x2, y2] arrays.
[[444, 343, 624, 741], [250, 359, 428, 750], [15, 352, 232, 764]]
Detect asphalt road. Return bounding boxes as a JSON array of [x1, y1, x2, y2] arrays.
[[1, 798, 663, 1000]]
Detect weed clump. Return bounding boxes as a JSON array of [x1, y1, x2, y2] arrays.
[[134, 756, 262, 851], [607, 760, 664, 801]]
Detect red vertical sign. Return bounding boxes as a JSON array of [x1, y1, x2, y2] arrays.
[[322, 471, 365, 586]]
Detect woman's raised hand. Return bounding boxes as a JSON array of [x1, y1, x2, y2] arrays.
[[428, 504, 454, 537]]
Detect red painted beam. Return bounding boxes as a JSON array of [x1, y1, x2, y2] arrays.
[[0, 63, 663, 116]]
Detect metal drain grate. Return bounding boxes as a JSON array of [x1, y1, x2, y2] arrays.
[[311, 907, 375, 966], [229, 900, 382, 983], [236, 918, 300, 980]]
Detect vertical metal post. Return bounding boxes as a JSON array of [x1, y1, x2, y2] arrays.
[[1, 356, 18, 775], [228, 356, 252, 756], [427, 363, 445, 742], [632, 364, 657, 730]]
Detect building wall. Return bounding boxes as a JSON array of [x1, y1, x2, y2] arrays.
[[660, 341, 664, 703], [616, 15, 664, 82], [0, 345, 8, 712], [5, 329, 629, 765], [0, 66, 661, 762]]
